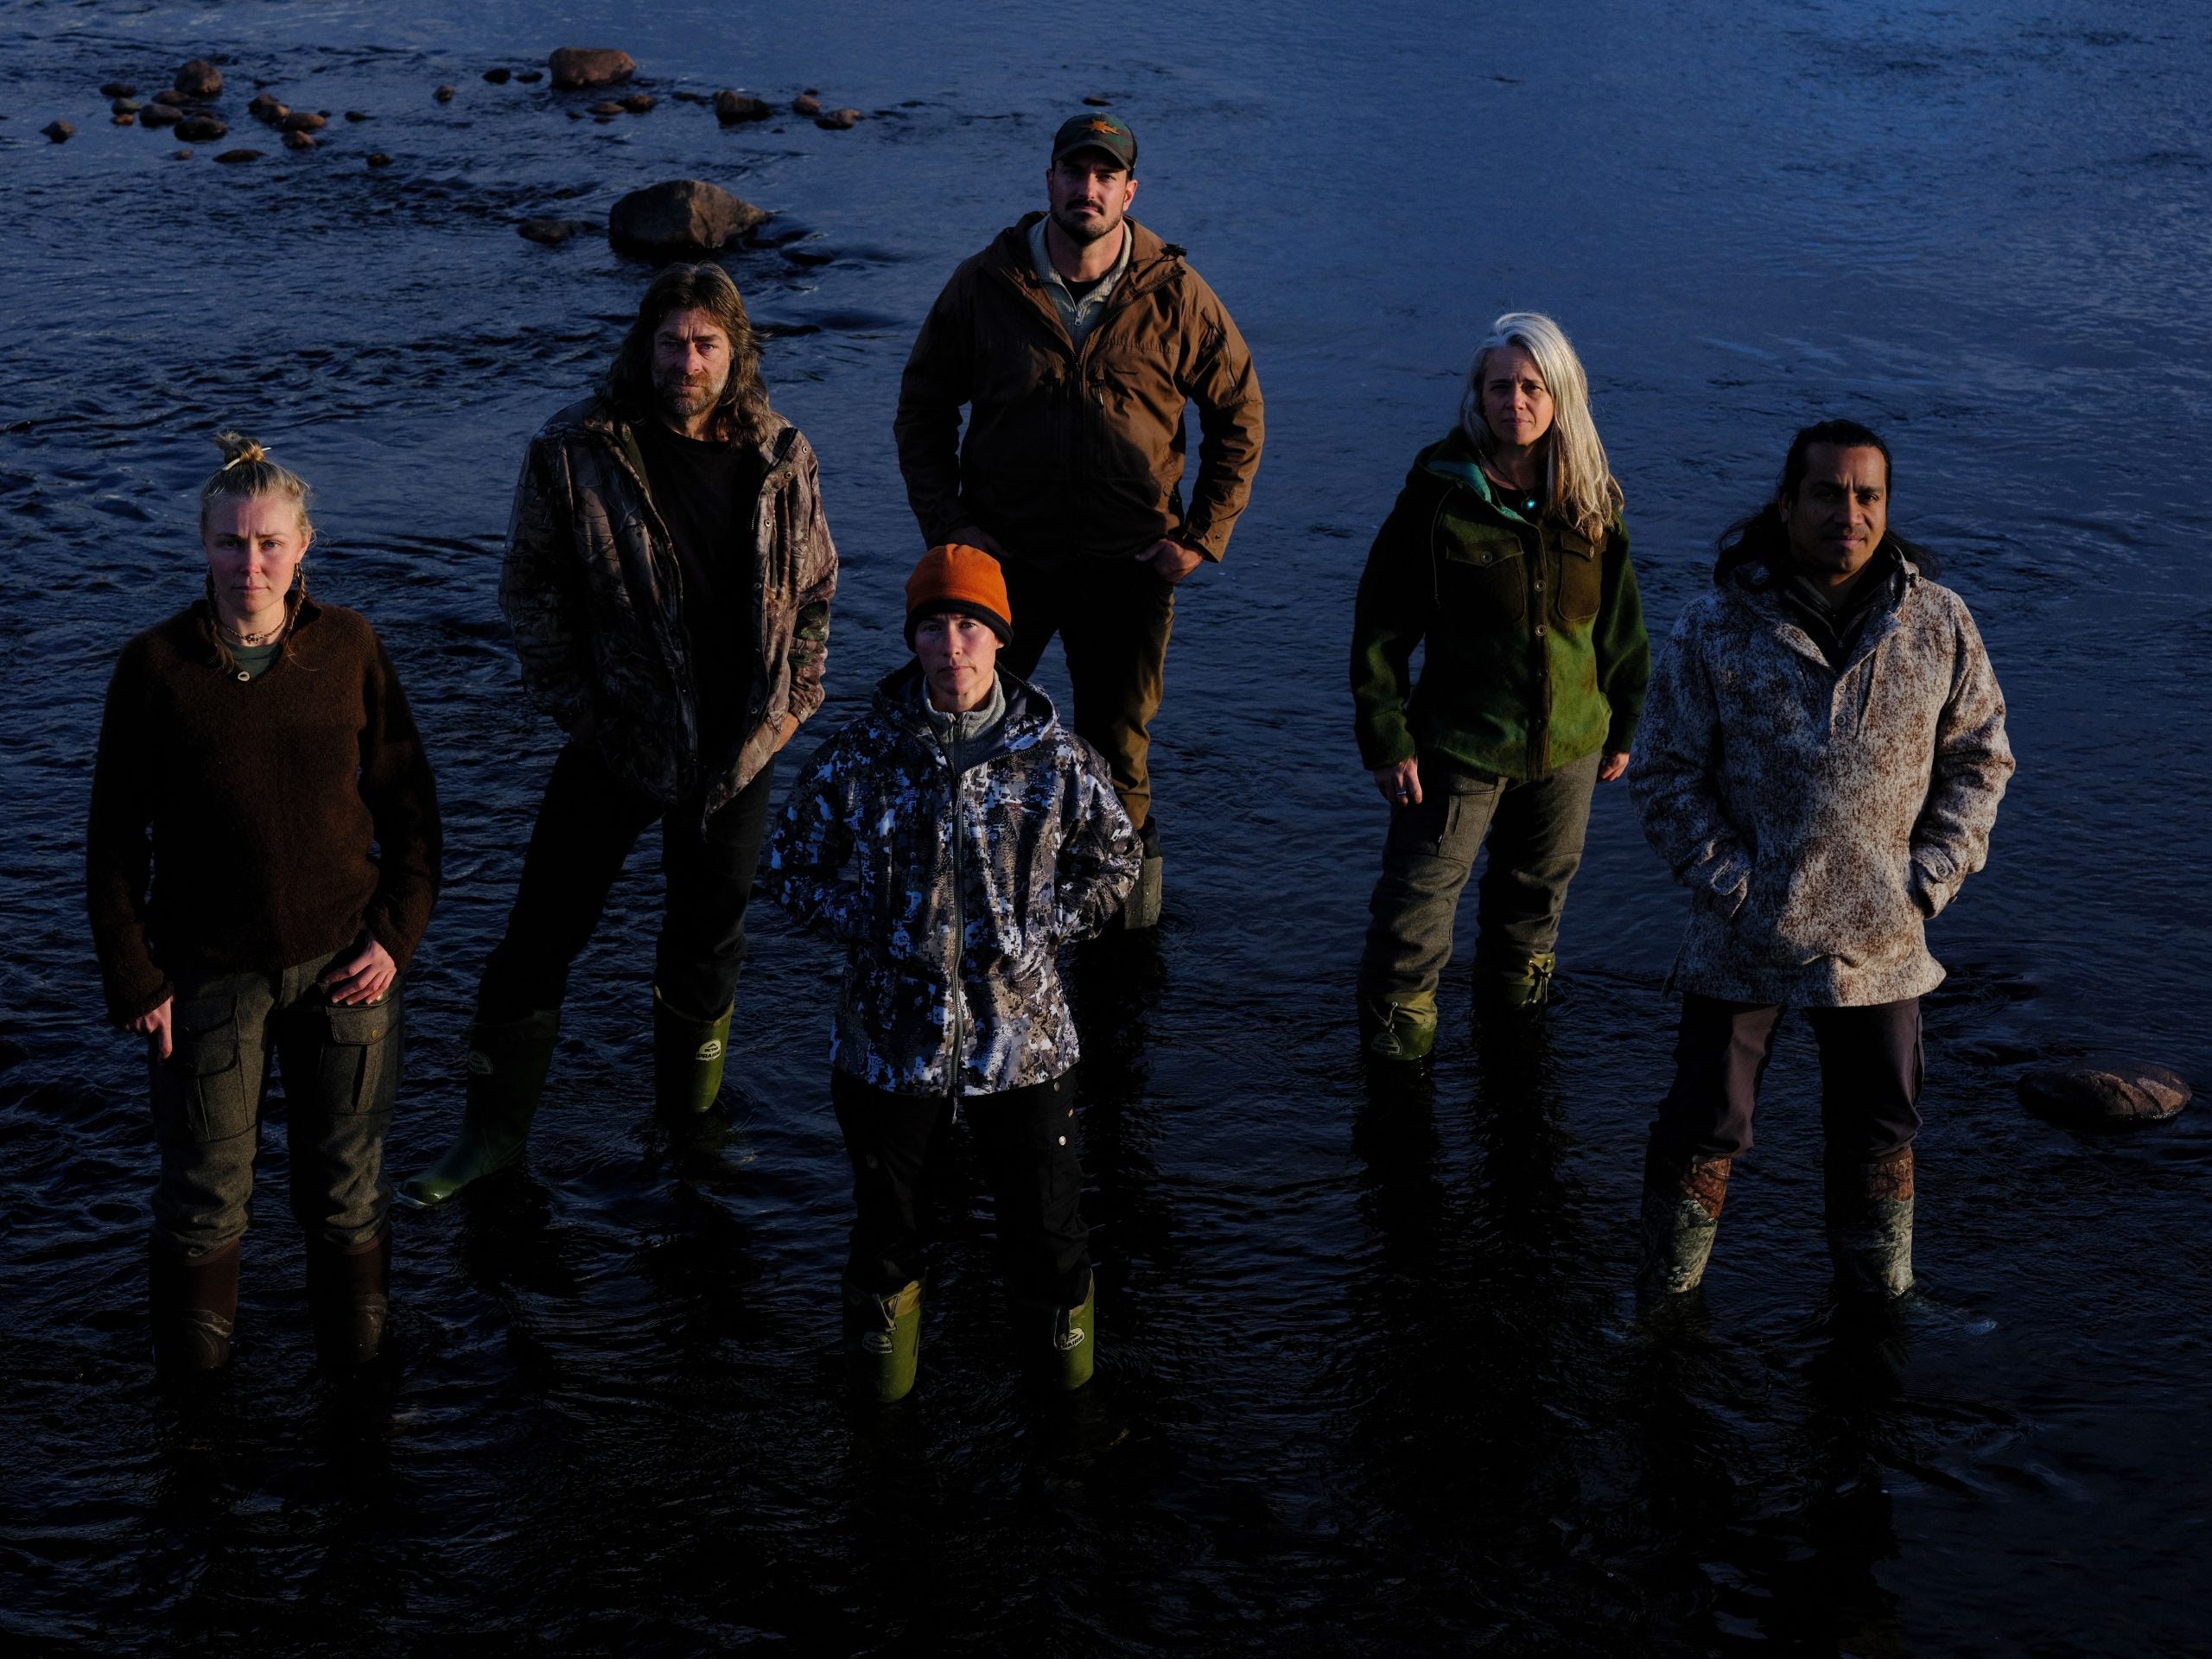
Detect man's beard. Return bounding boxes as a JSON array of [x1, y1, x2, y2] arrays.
[[655, 376, 722, 420], [1050, 201, 1121, 246]]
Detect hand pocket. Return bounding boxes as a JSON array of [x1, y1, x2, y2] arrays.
[[314, 994, 400, 1117], [153, 995, 256, 1145]]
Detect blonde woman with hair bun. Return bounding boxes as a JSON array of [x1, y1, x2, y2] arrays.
[[1349, 313, 1650, 1064], [86, 430, 442, 1379]]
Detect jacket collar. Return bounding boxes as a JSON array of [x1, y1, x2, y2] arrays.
[[873, 661, 1058, 770], [983, 213, 1185, 343], [556, 395, 799, 474], [1416, 426, 1541, 527], [1727, 546, 1918, 675]]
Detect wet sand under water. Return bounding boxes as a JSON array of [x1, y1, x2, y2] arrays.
[[3, 2, 2209, 1653]]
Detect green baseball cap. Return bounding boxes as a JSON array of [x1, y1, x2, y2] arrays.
[[1051, 111, 1137, 170]]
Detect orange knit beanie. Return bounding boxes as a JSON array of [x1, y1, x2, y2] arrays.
[[904, 543, 1013, 645]]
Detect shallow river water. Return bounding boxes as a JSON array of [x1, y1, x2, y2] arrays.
[[3, 1, 2209, 1653]]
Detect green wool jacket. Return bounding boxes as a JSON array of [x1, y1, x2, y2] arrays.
[[1351, 428, 1650, 779]]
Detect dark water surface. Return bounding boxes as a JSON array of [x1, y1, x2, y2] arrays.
[[4, 1, 2209, 1652]]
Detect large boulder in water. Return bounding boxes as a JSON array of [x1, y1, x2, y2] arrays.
[[2020, 1062, 2191, 1126], [549, 48, 635, 89], [607, 179, 767, 256], [713, 90, 772, 124]]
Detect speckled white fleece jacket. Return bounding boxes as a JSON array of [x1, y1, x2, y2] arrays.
[[1630, 562, 2013, 1007]]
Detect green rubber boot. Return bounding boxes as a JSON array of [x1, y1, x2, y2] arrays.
[[1360, 993, 1438, 1066], [395, 1009, 558, 1210], [1048, 1273, 1097, 1392], [1636, 1147, 1731, 1301], [845, 1277, 923, 1402], [1472, 950, 1557, 1011], [1827, 1149, 1915, 1299], [653, 988, 734, 1116]]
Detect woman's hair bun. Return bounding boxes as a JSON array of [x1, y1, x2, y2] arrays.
[[213, 430, 268, 470]]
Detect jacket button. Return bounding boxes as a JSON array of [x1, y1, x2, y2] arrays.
[[1534, 625, 1546, 638]]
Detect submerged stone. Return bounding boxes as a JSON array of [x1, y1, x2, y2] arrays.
[[608, 178, 768, 255], [175, 115, 227, 141], [550, 48, 635, 90], [42, 119, 74, 142], [2020, 1062, 2191, 1125], [175, 60, 223, 99], [713, 90, 772, 124], [213, 148, 263, 163], [518, 216, 597, 245], [816, 107, 859, 130]]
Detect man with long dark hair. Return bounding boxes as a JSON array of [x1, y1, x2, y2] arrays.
[[1630, 421, 2012, 1304], [401, 264, 838, 1206]]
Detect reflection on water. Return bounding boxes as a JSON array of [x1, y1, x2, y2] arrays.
[[3, 0, 2210, 1650]]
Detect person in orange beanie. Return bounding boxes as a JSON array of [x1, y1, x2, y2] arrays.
[[763, 543, 1139, 1399]]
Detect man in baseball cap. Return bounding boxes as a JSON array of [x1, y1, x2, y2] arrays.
[[894, 109, 1265, 931]]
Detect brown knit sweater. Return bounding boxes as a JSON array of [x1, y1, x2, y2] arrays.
[[86, 598, 442, 1024]]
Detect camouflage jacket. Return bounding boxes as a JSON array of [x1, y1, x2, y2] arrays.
[[499, 397, 837, 814], [1631, 558, 2012, 1007], [764, 666, 1140, 1096]]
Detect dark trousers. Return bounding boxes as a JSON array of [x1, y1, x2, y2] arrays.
[[831, 1068, 1090, 1309], [1650, 995, 1923, 1165], [1358, 751, 1600, 1011], [1000, 556, 1176, 830], [151, 954, 400, 1255], [478, 738, 776, 1024]]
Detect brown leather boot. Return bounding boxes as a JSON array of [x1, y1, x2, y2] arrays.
[[1636, 1147, 1731, 1301], [307, 1227, 391, 1371], [149, 1236, 240, 1376]]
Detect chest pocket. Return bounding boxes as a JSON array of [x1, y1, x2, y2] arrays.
[[1553, 528, 1603, 626], [1436, 512, 1528, 625]]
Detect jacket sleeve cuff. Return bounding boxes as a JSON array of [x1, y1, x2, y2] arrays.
[[109, 976, 176, 1028]]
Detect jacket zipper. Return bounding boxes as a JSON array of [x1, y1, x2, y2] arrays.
[[945, 743, 967, 1119]]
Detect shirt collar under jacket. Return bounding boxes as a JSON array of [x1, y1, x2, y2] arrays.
[[1027, 216, 1134, 347], [913, 668, 1010, 772]]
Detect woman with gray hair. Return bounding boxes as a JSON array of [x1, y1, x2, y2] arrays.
[[1349, 313, 1649, 1063]]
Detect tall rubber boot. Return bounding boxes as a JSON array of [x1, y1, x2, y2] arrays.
[[306, 1227, 391, 1371], [1359, 992, 1438, 1066], [1827, 1148, 1915, 1299], [149, 1236, 239, 1376], [1115, 817, 1164, 931], [1033, 1271, 1097, 1392], [1472, 950, 1556, 1012], [395, 1009, 559, 1209], [653, 988, 734, 1116], [844, 1276, 923, 1403], [1637, 1147, 1731, 1300]]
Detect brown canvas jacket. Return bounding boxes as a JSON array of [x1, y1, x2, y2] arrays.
[[893, 214, 1264, 567], [500, 397, 838, 813]]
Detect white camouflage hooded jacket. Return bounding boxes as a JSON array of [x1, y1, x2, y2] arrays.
[[1631, 552, 2013, 1007], [764, 664, 1139, 1096]]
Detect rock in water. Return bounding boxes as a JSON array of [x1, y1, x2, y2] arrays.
[[621, 93, 655, 113], [42, 119, 74, 142], [280, 110, 326, 131], [607, 179, 768, 255], [140, 103, 182, 128], [815, 107, 859, 130], [483, 67, 512, 85], [175, 115, 227, 142], [214, 148, 263, 163], [249, 92, 287, 124], [550, 48, 636, 90], [113, 113, 136, 126], [99, 81, 137, 98], [518, 217, 596, 245], [345, 110, 372, 122], [713, 90, 772, 124], [2020, 1062, 2192, 1125], [791, 94, 821, 117], [283, 129, 315, 150], [111, 97, 142, 114], [366, 151, 392, 167], [434, 85, 455, 104], [175, 60, 223, 99]]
